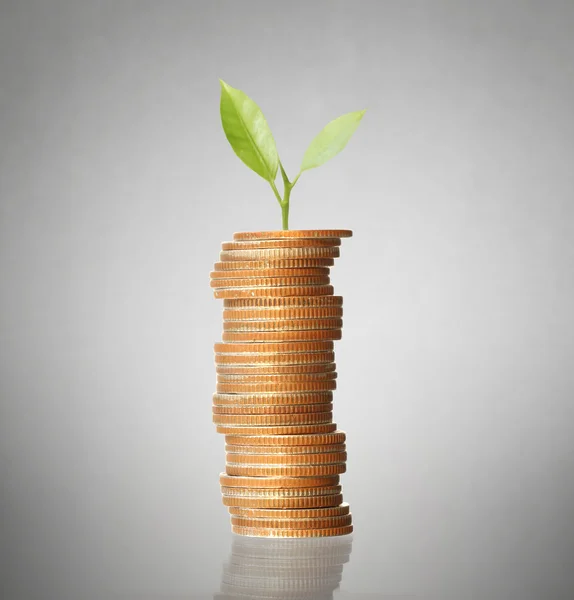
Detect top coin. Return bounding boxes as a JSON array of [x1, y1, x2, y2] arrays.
[[233, 230, 353, 240]]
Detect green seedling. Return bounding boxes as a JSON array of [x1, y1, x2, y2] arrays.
[[219, 79, 365, 230]]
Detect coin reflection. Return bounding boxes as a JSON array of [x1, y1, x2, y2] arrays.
[[215, 534, 353, 599]]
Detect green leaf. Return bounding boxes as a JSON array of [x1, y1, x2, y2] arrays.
[[300, 109, 366, 172], [219, 79, 279, 182]]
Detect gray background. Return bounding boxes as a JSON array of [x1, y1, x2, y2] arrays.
[[1, 1, 573, 598]]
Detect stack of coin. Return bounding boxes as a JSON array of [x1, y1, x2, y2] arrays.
[[215, 534, 353, 599], [211, 230, 353, 538]]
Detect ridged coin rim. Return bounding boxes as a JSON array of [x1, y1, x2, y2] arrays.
[[220, 247, 340, 261], [231, 524, 353, 538], [228, 503, 350, 518], [219, 473, 340, 488], [221, 493, 344, 508], [213, 392, 333, 405], [224, 430, 346, 446], [220, 485, 342, 498], [213, 403, 333, 415], [225, 463, 346, 477], [216, 381, 337, 393], [225, 451, 346, 465], [221, 329, 342, 342], [231, 513, 352, 529], [222, 238, 341, 249], [222, 318, 343, 331], [212, 412, 333, 425], [223, 296, 342, 308], [232, 230, 353, 240], [216, 423, 338, 435], [215, 363, 336, 374]]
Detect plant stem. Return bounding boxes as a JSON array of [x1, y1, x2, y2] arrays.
[[281, 183, 292, 230], [269, 179, 283, 207], [279, 162, 293, 230], [271, 162, 300, 230], [281, 200, 289, 229]]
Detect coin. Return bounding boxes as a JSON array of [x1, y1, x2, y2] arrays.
[[226, 451, 347, 465], [223, 296, 342, 308], [216, 423, 338, 435], [221, 329, 341, 342], [225, 431, 346, 446], [222, 318, 343, 332], [213, 392, 333, 405], [221, 493, 344, 509], [222, 238, 341, 250], [214, 341, 334, 354], [215, 363, 336, 375], [223, 307, 343, 321], [231, 514, 352, 529], [219, 473, 340, 488], [220, 485, 342, 498], [220, 247, 340, 261], [225, 443, 346, 454], [216, 372, 337, 383], [233, 230, 353, 240], [214, 351, 335, 365], [213, 258, 335, 270], [212, 412, 333, 426], [210, 267, 331, 279], [225, 463, 346, 477], [228, 503, 350, 518], [210, 275, 330, 288], [231, 525, 353, 537], [216, 381, 336, 393], [214, 285, 334, 299], [213, 403, 333, 415]]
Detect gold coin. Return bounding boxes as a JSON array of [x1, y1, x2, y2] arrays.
[[214, 351, 335, 365], [226, 451, 347, 465], [222, 238, 341, 250], [220, 247, 340, 261], [221, 329, 341, 342], [225, 431, 346, 446], [210, 275, 330, 288], [231, 525, 353, 538], [222, 318, 343, 331], [214, 285, 334, 299], [214, 341, 334, 354], [233, 230, 353, 240], [210, 267, 331, 279], [223, 296, 342, 308], [213, 403, 333, 415], [221, 493, 344, 509], [228, 503, 350, 518], [216, 423, 337, 435], [219, 473, 340, 488], [213, 258, 335, 270], [215, 363, 336, 375], [220, 485, 341, 498], [212, 412, 333, 426], [213, 392, 333, 405], [223, 306, 343, 321], [225, 463, 346, 477], [225, 443, 345, 454], [216, 372, 337, 383], [231, 513, 352, 529], [216, 381, 336, 393]]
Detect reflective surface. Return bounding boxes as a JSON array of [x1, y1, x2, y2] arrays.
[[216, 534, 353, 599]]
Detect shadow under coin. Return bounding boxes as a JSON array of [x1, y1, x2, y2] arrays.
[[215, 533, 353, 599]]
